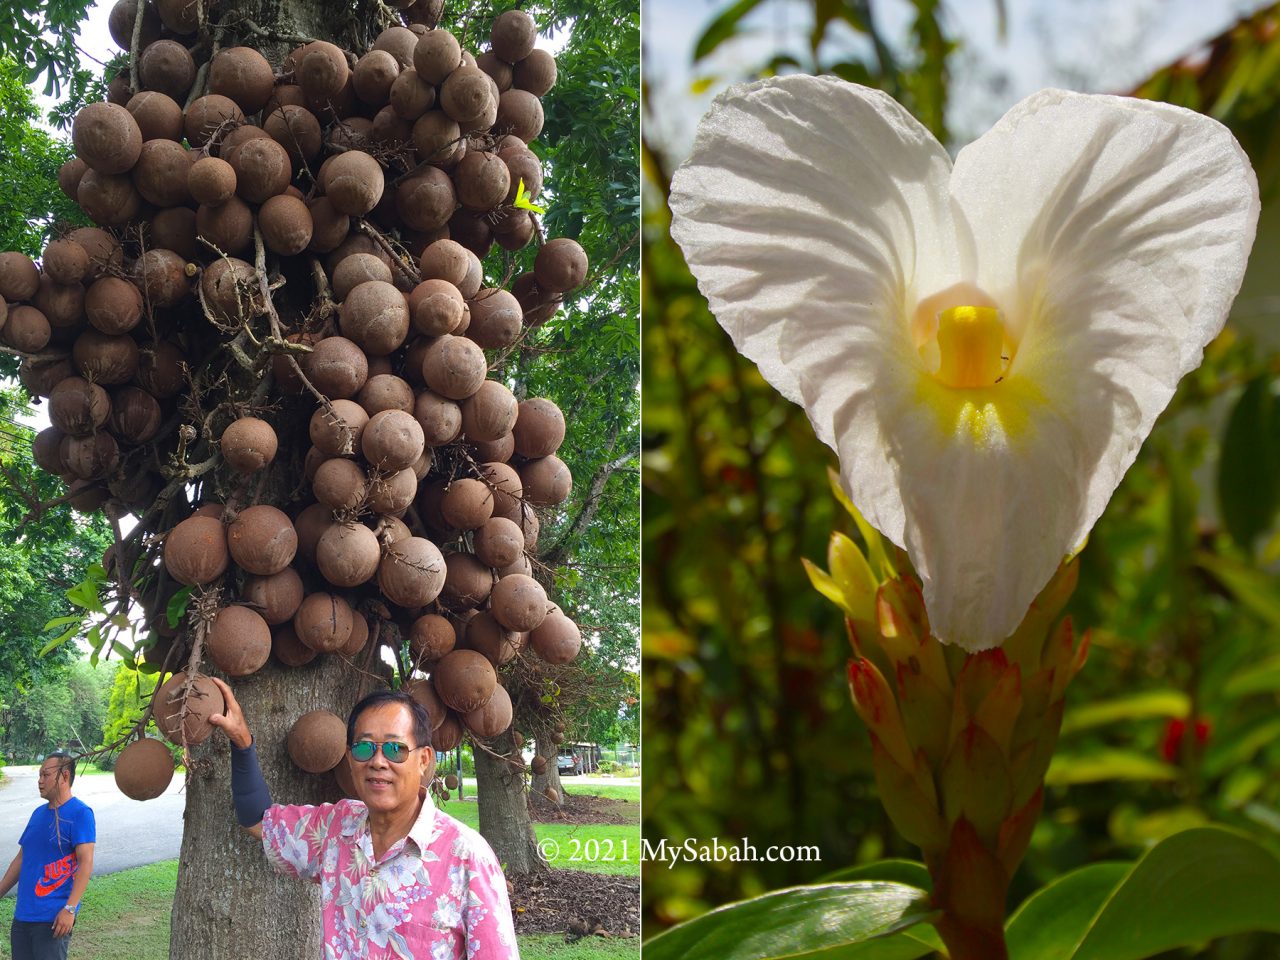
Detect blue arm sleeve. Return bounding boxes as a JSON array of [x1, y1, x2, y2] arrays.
[[230, 740, 272, 828]]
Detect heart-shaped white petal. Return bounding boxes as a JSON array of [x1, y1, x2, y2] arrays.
[[670, 76, 1259, 650]]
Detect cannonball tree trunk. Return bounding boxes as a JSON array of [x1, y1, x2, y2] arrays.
[[474, 727, 548, 874], [158, 5, 379, 958], [170, 658, 360, 960], [530, 729, 563, 806]]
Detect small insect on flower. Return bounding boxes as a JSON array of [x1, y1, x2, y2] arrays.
[[669, 76, 1260, 651]]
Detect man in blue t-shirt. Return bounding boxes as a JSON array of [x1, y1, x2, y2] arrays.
[[0, 752, 96, 960]]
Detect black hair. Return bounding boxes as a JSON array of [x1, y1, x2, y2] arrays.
[[44, 751, 76, 786], [346, 690, 433, 751]]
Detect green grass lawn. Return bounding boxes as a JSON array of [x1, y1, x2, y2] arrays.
[[561, 783, 640, 806]]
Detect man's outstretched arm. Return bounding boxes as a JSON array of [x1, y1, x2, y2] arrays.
[[208, 677, 269, 840]]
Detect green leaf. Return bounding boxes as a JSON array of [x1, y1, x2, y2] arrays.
[[817, 859, 931, 891], [65, 577, 105, 613], [1006, 862, 1131, 960], [166, 586, 194, 628], [1218, 375, 1280, 553], [1223, 652, 1280, 699], [1059, 690, 1189, 736], [692, 0, 766, 61], [1194, 551, 1280, 628], [1007, 827, 1280, 960], [642, 882, 937, 960], [1045, 750, 1179, 787], [41, 614, 82, 631]]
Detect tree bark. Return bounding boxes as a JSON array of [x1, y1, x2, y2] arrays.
[[529, 731, 563, 807], [169, 657, 367, 960], [474, 728, 547, 875]]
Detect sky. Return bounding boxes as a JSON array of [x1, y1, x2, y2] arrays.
[[643, 0, 1275, 160]]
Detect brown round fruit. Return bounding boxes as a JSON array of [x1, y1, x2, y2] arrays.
[[491, 9, 537, 63], [489, 573, 548, 632], [440, 551, 493, 609], [293, 592, 354, 652], [433, 649, 497, 713], [209, 47, 275, 114], [228, 504, 297, 575], [287, 710, 348, 773], [530, 608, 582, 664], [312, 458, 368, 511], [72, 102, 143, 175], [534, 238, 588, 293], [460, 380, 518, 442], [243, 567, 306, 625], [114, 738, 175, 800], [0, 252, 40, 301], [220, 417, 278, 474], [207, 604, 272, 677], [316, 521, 382, 588], [322, 150, 385, 216], [512, 398, 565, 458], [377, 536, 445, 607], [473, 517, 523, 569], [310, 398, 369, 456], [464, 682, 512, 738], [164, 515, 229, 586], [361, 409, 425, 471], [259, 194, 314, 256], [153, 672, 225, 746], [520, 455, 572, 506], [340, 280, 409, 356], [409, 613, 456, 663], [421, 335, 486, 400], [440, 478, 493, 530], [303, 336, 368, 400]]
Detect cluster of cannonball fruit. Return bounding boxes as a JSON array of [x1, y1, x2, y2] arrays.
[[0, 2, 590, 803]]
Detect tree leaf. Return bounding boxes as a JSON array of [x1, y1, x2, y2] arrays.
[[166, 586, 194, 628], [1008, 827, 1280, 960], [1045, 750, 1179, 786], [1059, 690, 1189, 736], [1218, 374, 1280, 553], [642, 882, 937, 960], [1223, 653, 1280, 699], [1195, 551, 1280, 628], [692, 0, 767, 62]]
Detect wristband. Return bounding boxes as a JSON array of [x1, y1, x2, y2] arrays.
[[62, 904, 78, 915], [229, 740, 273, 828]]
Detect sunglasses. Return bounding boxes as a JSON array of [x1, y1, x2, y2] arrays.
[[349, 740, 418, 764]]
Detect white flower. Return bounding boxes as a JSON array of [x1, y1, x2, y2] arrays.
[[669, 76, 1259, 650]]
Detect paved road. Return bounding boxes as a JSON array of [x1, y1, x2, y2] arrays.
[[0, 766, 185, 889]]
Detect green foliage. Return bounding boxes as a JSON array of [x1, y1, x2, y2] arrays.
[[1217, 373, 1280, 554], [0, 387, 112, 700], [0, 0, 95, 98], [0, 658, 115, 762], [95, 664, 165, 768], [0, 55, 86, 252], [1006, 828, 1280, 960]]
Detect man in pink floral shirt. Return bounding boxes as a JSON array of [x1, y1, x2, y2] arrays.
[[209, 682, 520, 959]]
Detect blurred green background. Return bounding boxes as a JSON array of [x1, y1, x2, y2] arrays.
[[641, 1, 1280, 954]]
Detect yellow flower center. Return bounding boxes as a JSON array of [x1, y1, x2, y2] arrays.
[[934, 306, 1008, 389]]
